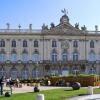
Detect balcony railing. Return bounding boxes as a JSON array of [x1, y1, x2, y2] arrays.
[[0, 29, 41, 33], [0, 60, 99, 65]]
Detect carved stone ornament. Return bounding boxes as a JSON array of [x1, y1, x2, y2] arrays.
[[61, 41, 69, 49]]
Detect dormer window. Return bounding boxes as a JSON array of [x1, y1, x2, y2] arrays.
[[12, 40, 16, 47], [0, 39, 5, 47], [34, 40, 38, 47], [52, 40, 57, 47], [90, 40, 94, 48], [23, 40, 27, 47], [73, 40, 78, 48]]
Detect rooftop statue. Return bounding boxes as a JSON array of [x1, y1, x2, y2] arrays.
[[29, 24, 32, 29], [50, 22, 55, 29], [18, 24, 21, 29], [95, 25, 98, 31], [6, 23, 10, 30], [42, 23, 48, 30], [61, 8, 68, 15], [75, 23, 79, 29], [29, 24, 32, 31], [81, 25, 87, 31], [60, 8, 69, 24]]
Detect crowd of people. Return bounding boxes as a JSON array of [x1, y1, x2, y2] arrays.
[[0, 77, 20, 88]]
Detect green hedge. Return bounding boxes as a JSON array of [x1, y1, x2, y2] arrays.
[[49, 75, 100, 87]]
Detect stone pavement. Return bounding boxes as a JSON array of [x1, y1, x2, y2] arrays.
[[67, 86, 100, 100], [3, 85, 67, 94]]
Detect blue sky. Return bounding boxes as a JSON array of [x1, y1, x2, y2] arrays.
[[0, 0, 100, 30]]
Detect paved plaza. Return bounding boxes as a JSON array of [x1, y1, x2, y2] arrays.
[[3, 85, 67, 94], [2, 85, 100, 100], [68, 94, 100, 100]]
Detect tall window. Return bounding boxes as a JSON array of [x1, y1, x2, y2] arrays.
[[32, 68, 39, 78], [22, 50, 29, 62], [12, 40, 16, 47], [88, 50, 96, 61], [0, 67, 6, 78], [23, 40, 27, 47], [0, 50, 6, 62], [32, 50, 40, 62], [51, 49, 57, 63], [21, 66, 29, 80], [52, 40, 57, 47], [11, 50, 17, 62], [73, 40, 78, 48], [73, 51, 78, 61], [22, 50, 28, 62], [62, 49, 68, 62], [90, 40, 94, 48], [10, 67, 18, 80], [0, 39, 5, 47], [34, 40, 38, 47]]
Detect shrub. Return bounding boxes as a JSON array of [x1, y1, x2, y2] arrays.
[[71, 82, 81, 90]]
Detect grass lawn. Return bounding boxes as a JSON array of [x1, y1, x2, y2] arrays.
[[0, 87, 100, 100]]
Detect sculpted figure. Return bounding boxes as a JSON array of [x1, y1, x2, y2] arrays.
[[81, 25, 87, 31], [75, 23, 79, 29]]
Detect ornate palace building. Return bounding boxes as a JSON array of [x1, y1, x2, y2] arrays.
[[0, 12, 100, 80]]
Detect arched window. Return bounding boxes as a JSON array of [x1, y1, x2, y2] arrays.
[[51, 49, 57, 63], [12, 40, 16, 47], [0, 50, 6, 62], [23, 40, 27, 47], [52, 40, 57, 47], [22, 50, 28, 62], [21, 66, 29, 80], [10, 67, 18, 80], [62, 49, 68, 62], [73, 40, 78, 47], [34, 40, 38, 47], [11, 50, 17, 62], [90, 40, 94, 48], [0, 39, 5, 47], [88, 50, 96, 61], [0, 67, 6, 78], [73, 51, 78, 61], [32, 50, 40, 62]]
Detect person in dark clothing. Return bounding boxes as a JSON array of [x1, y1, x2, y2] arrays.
[[0, 76, 4, 95]]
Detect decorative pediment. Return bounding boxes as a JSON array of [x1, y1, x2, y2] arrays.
[[42, 13, 83, 35]]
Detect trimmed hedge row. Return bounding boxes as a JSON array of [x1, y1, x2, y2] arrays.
[[49, 75, 100, 87]]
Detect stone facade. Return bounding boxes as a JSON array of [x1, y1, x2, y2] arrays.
[[0, 13, 100, 80]]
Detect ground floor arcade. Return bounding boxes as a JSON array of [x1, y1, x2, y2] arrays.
[[0, 61, 100, 80]]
